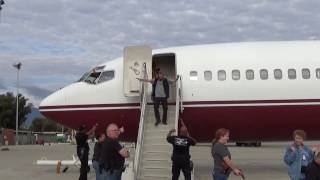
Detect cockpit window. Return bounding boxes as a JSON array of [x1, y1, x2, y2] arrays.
[[78, 72, 90, 82], [98, 70, 115, 83], [85, 71, 101, 84]]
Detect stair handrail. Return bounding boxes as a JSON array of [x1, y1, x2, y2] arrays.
[[174, 75, 183, 134], [133, 63, 148, 180], [179, 75, 184, 113]]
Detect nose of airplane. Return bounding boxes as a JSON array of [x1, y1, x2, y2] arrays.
[[39, 89, 66, 108]]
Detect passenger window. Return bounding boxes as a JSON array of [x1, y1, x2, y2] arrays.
[[246, 70, 254, 80], [302, 68, 310, 79], [316, 68, 320, 79], [288, 69, 296, 80], [204, 71, 212, 81], [190, 71, 198, 81], [218, 70, 226, 81], [260, 69, 268, 80], [274, 69, 282, 80], [232, 70, 240, 80], [98, 70, 115, 83]]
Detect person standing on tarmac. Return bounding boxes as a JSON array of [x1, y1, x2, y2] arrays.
[[76, 123, 98, 180], [211, 128, 243, 180], [101, 123, 129, 180], [137, 71, 179, 126], [92, 132, 106, 180], [167, 119, 196, 180], [284, 130, 314, 180]]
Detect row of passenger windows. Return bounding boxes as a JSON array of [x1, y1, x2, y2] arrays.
[[190, 68, 320, 81]]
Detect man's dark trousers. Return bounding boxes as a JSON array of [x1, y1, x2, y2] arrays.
[[172, 156, 191, 180], [154, 97, 168, 123], [78, 148, 89, 180]]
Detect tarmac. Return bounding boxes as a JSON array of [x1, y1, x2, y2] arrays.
[[0, 141, 319, 180]]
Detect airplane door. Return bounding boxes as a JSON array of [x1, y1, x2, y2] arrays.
[[123, 45, 152, 96]]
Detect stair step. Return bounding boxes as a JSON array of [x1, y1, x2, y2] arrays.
[[141, 160, 171, 168], [144, 136, 169, 142], [139, 174, 171, 180], [142, 153, 170, 160], [140, 168, 172, 177], [143, 144, 173, 152]]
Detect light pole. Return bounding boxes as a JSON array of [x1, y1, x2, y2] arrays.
[[13, 62, 21, 145]]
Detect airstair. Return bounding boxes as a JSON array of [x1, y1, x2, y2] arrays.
[[136, 105, 176, 180], [132, 63, 189, 180]]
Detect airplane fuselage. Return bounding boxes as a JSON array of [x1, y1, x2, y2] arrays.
[[39, 41, 320, 142]]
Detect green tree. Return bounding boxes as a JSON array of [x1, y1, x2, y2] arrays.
[[30, 117, 66, 132], [0, 92, 32, 129]]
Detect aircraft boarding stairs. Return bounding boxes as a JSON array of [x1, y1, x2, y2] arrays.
[[137, 105, 176, 180]]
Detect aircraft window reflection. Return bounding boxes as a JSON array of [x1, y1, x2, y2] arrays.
[[190, 71, 198, 80], [316, 68, 320, 79], [302, 68, 310, 79], [78, 72, 90, 82], [98, 70, 115, 83], [218, 70, 226, 81], [84, 71, 101, 84], [274, 69, 282, 80], [260, 69, 268, 80], [232, 70, 240, 80], [204, 71, 212, 81], [246, 70, 254, 80], [288, 69, 296, 79]]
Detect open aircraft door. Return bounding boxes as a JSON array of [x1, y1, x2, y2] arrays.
[[123, 45, 152, 97]]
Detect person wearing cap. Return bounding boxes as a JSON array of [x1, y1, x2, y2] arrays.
[[167, 120, 196, 180], [305, 149, 320, 180], [76, 124, 98, 180]]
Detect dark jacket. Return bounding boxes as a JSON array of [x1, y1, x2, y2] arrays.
[[306, 160, 320, 180], [92, 142, 102, 162], [152, 78, 169, 99]]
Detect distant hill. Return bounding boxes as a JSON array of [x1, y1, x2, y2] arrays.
[[24, 107, 44, 127]]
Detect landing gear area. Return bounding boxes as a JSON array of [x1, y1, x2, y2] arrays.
[[236, 141, 262, 147]]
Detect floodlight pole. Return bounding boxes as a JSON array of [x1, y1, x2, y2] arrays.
[[14, 63, 21, 145]]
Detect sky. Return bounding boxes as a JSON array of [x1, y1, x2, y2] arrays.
[[1, 0, 320, 106]]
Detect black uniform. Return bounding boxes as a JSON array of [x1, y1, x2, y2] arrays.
[[306, 160, 320, 180], [101, 137, 125, 173], [76, 132, 89, 180], [167, 135, 196, 180], [92, 142, 102, 162]]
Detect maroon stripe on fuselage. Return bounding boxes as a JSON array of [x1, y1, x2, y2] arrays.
[[39, 99, 320, 142], [182, 105, 320, 142], [41, 109, 140, 142], [39, 103, 140, 110], [183, 99, 320, 105], [39, 99, 320, 110]]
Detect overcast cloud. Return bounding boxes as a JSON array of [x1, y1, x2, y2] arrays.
[[1, 0, 320, 106]]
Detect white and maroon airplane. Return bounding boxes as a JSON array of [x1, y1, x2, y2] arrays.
[[39, 41, 320, 143]]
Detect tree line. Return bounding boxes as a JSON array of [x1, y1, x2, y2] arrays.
[[0, 92, 66, 132]]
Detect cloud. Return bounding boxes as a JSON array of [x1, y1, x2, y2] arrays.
[[22, 86, 52, 99], [0, 78, 6, 90], [1, 0, 320, 105]]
